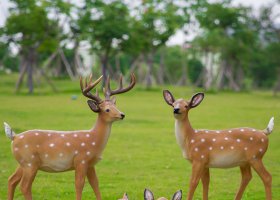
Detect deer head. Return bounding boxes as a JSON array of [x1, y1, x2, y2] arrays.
[[163, 90, 204, 120], [80, 73, 136, 122], [144, 189, 182, 200]]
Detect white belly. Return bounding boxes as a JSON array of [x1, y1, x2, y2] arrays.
[[40, 156, 73, 172], [208, 151, 245, 168]]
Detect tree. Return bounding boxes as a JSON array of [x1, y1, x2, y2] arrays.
[[77, 0, 130, 85], [1, 0, 61, 93]]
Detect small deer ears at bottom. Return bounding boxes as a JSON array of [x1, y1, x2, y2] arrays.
[[172, 190, 182, 200], [144, 188, 154, 200], [119, 193, 129, 200], [190, 93, 204, 108], [87, 100, 100, 113], [163, 90, 175, 106]]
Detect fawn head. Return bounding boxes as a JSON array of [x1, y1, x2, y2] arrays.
[[80, 74, 136, 122], [163, 90, 204, 120]]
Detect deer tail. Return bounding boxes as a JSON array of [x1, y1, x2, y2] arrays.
[[264, 117, 274, 135], [4, 122, 15, 140]]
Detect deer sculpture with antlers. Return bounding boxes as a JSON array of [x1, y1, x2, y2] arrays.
[[163, 90, 274, 200], [4, 73, 136, 200]]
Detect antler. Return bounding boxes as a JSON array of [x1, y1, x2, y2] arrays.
[[80, 74, 103, 103], [104, 73, 136, 100]]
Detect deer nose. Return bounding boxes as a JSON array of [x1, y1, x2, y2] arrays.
[[121, 113, 125, 119], [174, 108, 180, 114]]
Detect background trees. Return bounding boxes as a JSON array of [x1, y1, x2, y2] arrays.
[[0, 0, 279, 93]]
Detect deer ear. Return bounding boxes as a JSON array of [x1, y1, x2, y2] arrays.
[[123, 193, 129, 200], [163, 90, 175, 106], [172, 190, 182, 200], [190, 93, 204, 108], [87, 100, 100, 113], [111, 96, 116, 104], [144, 189, 154, 200]]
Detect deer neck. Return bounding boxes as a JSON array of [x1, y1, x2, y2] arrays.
[[175, 114, 194, 150], [90, 115, 113, 154]]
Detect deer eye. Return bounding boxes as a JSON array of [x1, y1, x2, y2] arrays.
[[105, 109, 110, 112]]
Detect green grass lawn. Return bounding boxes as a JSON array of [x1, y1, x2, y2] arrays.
[[0, 73, 279, 200]]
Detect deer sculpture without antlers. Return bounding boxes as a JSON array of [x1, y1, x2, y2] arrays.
[[163, 90, 274, 200], [4, 73, 136, 200]]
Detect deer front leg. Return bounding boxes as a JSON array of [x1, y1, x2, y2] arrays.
[[75, 164, 87, 200], [201, 168, 210, 200], [187, 162, 204, 200], [234, 165, 252, 200], [20, 166, 38, 200], [87, 167, 102, 200], [250, 160, 272, 200], [8, 166, 23, 200]]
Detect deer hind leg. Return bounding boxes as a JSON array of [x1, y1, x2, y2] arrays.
[[250, 160, 272, 200], [75, 164, 88, 200], [187, 162, 204, 200], [8, 166, 23, 200], [20, 167, 38, 200], [87, 167, 101, 200], [201, 168, 210, 200], [234, 164, 252, 200]]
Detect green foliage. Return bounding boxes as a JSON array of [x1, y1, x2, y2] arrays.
[[0, 74, 280, 199], [188, 58, 203, 84]]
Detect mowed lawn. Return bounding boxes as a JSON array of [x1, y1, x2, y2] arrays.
[[0, 74, 279, 200]]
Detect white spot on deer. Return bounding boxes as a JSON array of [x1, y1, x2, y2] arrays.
[[230, 146, 234, 150], [36, 145, 40, 148], [220, 146, 224, 150], [92, 142, 95, 146], [237, 139, 241, 143], [31, 155, 35, 159], [35, 133, 39, 136], [48, 134, 51, 137], [252, 129, 256, 132], [259, 148, 263, 152], [201, 155, 204, 159], [82, 160, 85, 164], [45, 154, 49, 158], [244, 147, 248, 151], [194, 147, 199, 152], [74, 150, 78, 155], [205, 130, 209, 133], [59, 153, 63, 157], [86, 151, 90, 156], [195, 130, 198, 133], [209, 147, 213, 150], [61, 134, 65, 137], [25, 144, 28, 148], [28, 163, 32, 167], [216, 131, 220, 133], [49, 143, 55, 147], [228, 130, 232, 133], [14, 147, 19, 151], [191, 139, 195, 143], [201, 138, 205, 142], [19, 135, 24, 139], [224, 137, 229, 140], [212, 138, 216, 142], [261, 138, 265, 142], [86, 134, 90, 137], [241, 129, 244, 132], [250, 137, 253, 141], [81, 143, 85, 147], [66, 142, 71, 146], [74, 134, 78, 137]]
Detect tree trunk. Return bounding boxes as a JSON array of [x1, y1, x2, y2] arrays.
[[59, 49, 75, 80], [26, 62, 33, 93], [145, 52, 154, 88], [100, 54, 109, 87], [157, 50, 165, 85]]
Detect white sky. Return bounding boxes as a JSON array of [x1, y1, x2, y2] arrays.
[[0, 0, 279, 46]]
